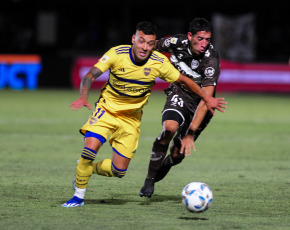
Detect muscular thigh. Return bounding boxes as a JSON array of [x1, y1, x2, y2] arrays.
[[80, 103, 140, 159], [110, 116, 140, 159]]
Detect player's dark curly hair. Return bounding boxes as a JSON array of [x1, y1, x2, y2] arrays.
[[136, 21, 157, 35], [189, 18, 213, 35]]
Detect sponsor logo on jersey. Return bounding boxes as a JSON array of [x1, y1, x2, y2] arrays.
[[111, 79, 150, 95], [204, 67, 215, 77], [144, 68, 151, 76]]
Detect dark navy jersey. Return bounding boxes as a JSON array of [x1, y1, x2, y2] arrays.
[[156, 34, 220, 88], [157, 34, 221, 113]]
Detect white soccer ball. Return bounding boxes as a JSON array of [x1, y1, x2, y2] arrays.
[[181, 182, 213, 212]]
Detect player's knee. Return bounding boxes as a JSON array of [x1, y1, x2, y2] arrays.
[[111, 163, 127, 178], [161, 120, 179, 141], [159, 129, 176, 144]]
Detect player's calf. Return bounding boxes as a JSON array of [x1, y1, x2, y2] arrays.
[[111, 162, 127, 178], [155, 153, 185, 182]]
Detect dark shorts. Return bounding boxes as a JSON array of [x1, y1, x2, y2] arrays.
[[162, 84, 213, 150]]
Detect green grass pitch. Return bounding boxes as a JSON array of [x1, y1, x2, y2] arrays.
[[0, 89, 289, 230]]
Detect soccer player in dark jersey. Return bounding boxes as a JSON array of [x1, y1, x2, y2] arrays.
[[140, 18, 221, 198]]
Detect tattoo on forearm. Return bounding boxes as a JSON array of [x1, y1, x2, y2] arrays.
[[80, 76, 92, 98], [80, 68, 102, 98], [90, 68, 102, 80]]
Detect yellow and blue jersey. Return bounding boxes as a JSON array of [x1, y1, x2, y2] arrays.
[[94, 45, 180, 116]]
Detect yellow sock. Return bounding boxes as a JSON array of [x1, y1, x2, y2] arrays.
[[76, 157, 93, 189], [92, 159, 114, 177]]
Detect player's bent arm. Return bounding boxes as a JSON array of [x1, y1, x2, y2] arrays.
[[69, 67, 103, 110], [186, 86, 215, 134], [176, 74, 206, 100], [180, 86, 215, 156], [80, 67, 103, 100], [176, 74, 218, 115]]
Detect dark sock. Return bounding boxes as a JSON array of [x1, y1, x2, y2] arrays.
[[155, 153, 185, 182], [146, 138, 169, 179]]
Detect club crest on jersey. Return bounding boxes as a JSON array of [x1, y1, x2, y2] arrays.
[[164, 38, 171, 47], [191, 59, 199, 69], [144, 68, 151, 76]]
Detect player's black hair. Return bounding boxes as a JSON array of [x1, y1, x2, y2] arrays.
[[136, 21, 157, 35], [189, 18, 213, 35]]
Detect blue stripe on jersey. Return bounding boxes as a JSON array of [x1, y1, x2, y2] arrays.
[[150, 57, 164, 63], [111, 71, 154, 85], [107, 81, 151, 98], [115, 46, 130, 54], [150, 53, 164, 63]]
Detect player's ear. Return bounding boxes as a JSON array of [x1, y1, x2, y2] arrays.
[[187, 32, 192, 41], [132, 34, 136, 44]]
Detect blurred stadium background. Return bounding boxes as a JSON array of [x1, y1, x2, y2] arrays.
[[0, 0, 289, 91], [1, 2, 289, 228]]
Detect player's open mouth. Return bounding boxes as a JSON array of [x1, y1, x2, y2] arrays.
[[139, 51, 147, 57]]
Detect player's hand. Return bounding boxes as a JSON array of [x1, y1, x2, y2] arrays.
[[69, 98, 92, 110], [205, 97, 227, 115], [180, 135, 196, 156]]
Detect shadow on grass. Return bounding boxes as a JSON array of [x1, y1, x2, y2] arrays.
[[178, 216, 209, 221], [60, 198, 129, 206], [61, 194, 180, 206], [138, 194, 180, 205], [84, 198, 128, 205]]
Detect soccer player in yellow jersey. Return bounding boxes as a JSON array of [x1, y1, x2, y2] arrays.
[[62, 21, 227, 207]]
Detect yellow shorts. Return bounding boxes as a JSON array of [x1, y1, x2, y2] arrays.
[[80, 101, 141, 159]]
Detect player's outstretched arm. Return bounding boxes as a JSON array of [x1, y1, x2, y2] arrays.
[[69, 67, 103, 110], [180, 86, 215, 155], [176, 74, 227, 115]]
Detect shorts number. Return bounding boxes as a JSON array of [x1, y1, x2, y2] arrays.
[[89, 108, 105, 125], [94, 108, 105, 119], [170, 94, 184, 107]]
